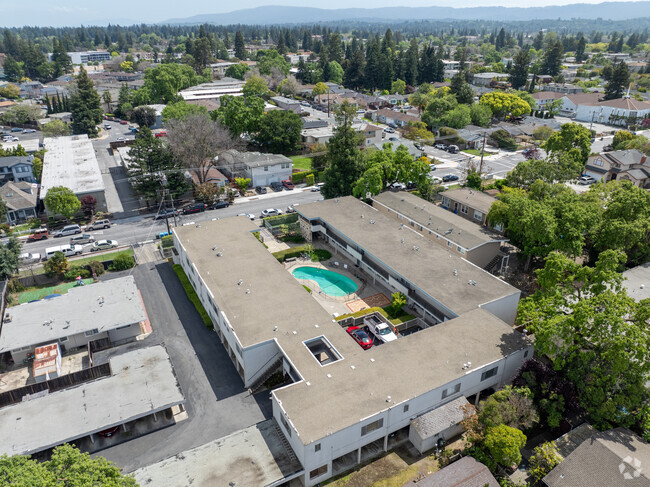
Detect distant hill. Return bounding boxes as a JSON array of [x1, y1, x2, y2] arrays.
[[163, 2, 650, 25]]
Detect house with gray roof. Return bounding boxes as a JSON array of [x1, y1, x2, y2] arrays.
[[0, 155, 35, 185], [584, 149, 650, 187], [219, 150, 292, 187], [440, 188, 501, 231], [0, 181, 37, 225], [409, 456, 499, 487]]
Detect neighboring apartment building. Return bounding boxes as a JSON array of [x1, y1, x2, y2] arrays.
[[373, 108, 421, 127], [172, 203, 531, 486], [0, 276, 149, 363], [472, 72, 509, 86], [439, 188, 500, 231], [0, 181, 37, 225], [372, 192, 508, 269], [47, 51, 112, 65], [584, 149, 650, 187], [179, 78, 245, 103], [219, 150, 293, 187], [0, 155, 35, 185], [575, 97, 650, 125]]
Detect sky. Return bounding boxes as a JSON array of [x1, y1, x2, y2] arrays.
[[0, 0, 643, 27]]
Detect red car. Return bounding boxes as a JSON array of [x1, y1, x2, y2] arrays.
[[120, 120, 128, 125], [346, 326, 373, 350], [155, 131, 167, 138], [282, 179, 294, 190]]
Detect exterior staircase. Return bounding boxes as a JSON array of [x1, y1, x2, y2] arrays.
[[273, 420, 299, 464], [484, 254, 502, 274], [248, 356, 283, 394]]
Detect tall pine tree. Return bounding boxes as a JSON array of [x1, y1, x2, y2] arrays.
[[69, 66, 103, 136], [604, 62, 630, 100]]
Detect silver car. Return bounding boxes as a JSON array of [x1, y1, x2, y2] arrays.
[[70, 234, 95, 245]]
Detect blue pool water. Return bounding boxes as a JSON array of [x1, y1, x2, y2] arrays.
[[292, 266, 358, 297]]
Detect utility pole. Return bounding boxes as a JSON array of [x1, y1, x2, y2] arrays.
[[169, 190, 178, 228], [162, 189, 171, 235], [479, 132, 487, 174]]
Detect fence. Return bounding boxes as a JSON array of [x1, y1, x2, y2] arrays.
[[264, 213, 300, 236], [0, 362, 111, 409]]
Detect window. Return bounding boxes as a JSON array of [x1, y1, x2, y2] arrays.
[[474, 210, 483, 221], [460, 205, 468, 215], [403, 404, 409, 413], [361, 418, 384, 436], [315, 443, 321, 452], [280, 415, 292, 437], [310, 465, 328, 480], [481, 366, 498, 381], [84, 329, 99, 337], [457, 246, 465, 254], [264, 166, 269, 171], [442, 383, 461, 399], [447, 240, 453, 248], [524, 350, 529, 358], [594, 158, 604, 166]]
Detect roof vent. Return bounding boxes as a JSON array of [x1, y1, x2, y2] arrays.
[[361, 214, 364, 219], [386, 395, 392, 402], [401, 238, 405, 244], [468, 280, 477, 286], [327, 374, 332, 378], [273, 326, 278, 331], [216, 252, 223, 257], [246, 289, 251, 294], [237, 279, 243, 286], [212, 245, 217, 251], [350, 365, 356, 370], [370, 220, 375, 224], [370, 358, 375, 362], [453, 269, 458, 276]]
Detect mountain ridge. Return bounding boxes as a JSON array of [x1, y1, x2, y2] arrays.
[[162, 2, 650, 25]]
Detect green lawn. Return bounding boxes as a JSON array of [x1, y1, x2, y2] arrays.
[[69, 249, 134, 268], [290, 155, 312, 171], [17, 279, 94, 304], [173, 264, 213, 329], [462, 149, 493, 157]]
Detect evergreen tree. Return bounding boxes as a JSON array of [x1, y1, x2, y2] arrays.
[[364, 37, 382, 90], [3, 54, 24, 82], [276, 31, 287, 55], [510, 48, 531, 90], [496, 28, 506, 50], [450, 71, 474, 104], [604, 62, 630, 100], [302, 30, 312, 51], [328, 33, 344, 65], [542, 40, 563, 77], [344, 48, 365, 89], [575, 36, 586, 63], [51, 38, 72, 78], [403, 38, 419, 87], [321, 102, 364, 199], [69, 65, 103, 136], [234, 31, 246, 60], [533, 31, 544, 50], [45, 95, 52, 115]]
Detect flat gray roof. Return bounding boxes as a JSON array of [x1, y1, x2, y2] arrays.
[[0, 345, 184, 456], [40, 135, 105, 199], [220, 149, 293, 169], [0, 276, 147, 353], [373, 192, 507, 251], [297, 197, 518, 316], [622, 262, 650, 302], [442, 188, 497, 215], [175, 217, 530, 445]]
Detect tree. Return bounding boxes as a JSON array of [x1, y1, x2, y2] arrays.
[[0, 236, 21, 280], [542, 40, 564, 77], [422, 95, 458, 128], [575, 35, 587, 63], [167, 113, 242, 185], [391, 79, 406, 95], [529, 442, 562, 482], [214, 95, 264, 136], [80, 195, 97, 217], [193, 181, 223, 204], [321, 101, 364, 199], [234, 177, 251, 195], [131, 106, 157, 128], [328, 61, 344, 84], [256, 110, 302, 153], [510, 49, 531, 90], [533, 125, 554, 141], [517, 250, 650, 429], [1, 104, 42, 124], [44, 251, 69, 278], [479, 92, 530, 118], [612, 130, 635, 149], [142, 63, 208, 104], [490, 129, 517, 150], [409, 91, 431, 114], [278, 76, 300, 97], [0, 84, 20, 99], [234, 31, 246, 60], [0, 443, 136, 486], [442, 105, 471, 129], [310, 142, 328, 172], [402, 121, 434, 141], [312, 82, 328, 97], [505, 152, 584, 189], [242, 75, 269, 98], [543, 122, 592, 164], [44, 186, 80, 218], [469, 104, 492, 127], [450, 71, 474, 104], [161, 100, 207, 122], [69, 66, 103, 136], [42, 120, 71, 137], [483, 425, 526, 467], [102, 91, 112, 111], [477, 386, 539, 431], [256, 50, 291, 76], [225, 63, 250, 80], [604, 61, 630, 100], [2, 54, 24, 82]]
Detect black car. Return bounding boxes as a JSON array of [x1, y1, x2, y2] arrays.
[[183, 203, 207, 215], [209, 200, 229, 209], [442, 174, 459, 182], [154, 209, 179, 220], [269, 182, 283, 191], [255, 186, 267, 194]]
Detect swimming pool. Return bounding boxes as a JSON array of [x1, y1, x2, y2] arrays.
[[292, 266, 358, 297]]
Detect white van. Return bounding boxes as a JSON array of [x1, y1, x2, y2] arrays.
[[54, 224, 82, 237], [44, 245, 83, 260]]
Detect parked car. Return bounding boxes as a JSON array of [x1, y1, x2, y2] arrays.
[[578, 176, 597, 185], [311, 182, 324, 192], [154, 209, 179, 220], [44, 244, 83, 259], [442, 174, 459, 182], [346, 326, 373, 350], [389, 137, 398, 141], [269, 181, 283, 191], [22, 129, 36, 133], [19, 252, 41, 264], [383, 127, 395, 133], [120, 120, 128, 125], [255, 186, 267, 194], [447, 145, 459, 154], [603, 144, 614, 152], [282, 180, 295, 190], [154, 131, 167, 138], [261, 208, 282, 218], [237, 213, 255, 220], [86, 219, 111, 230], [364, 315, 398, 343], [209, 200, 229, 209], [70, 234, 95, 245], [91, 239, 118, 252], [10, 127, 22, 132], [183, 203, 207, 214], [388, 122, 398, 129], [390, 182, 407, 190], [28, 228, 49, 241], [98, 426, 119, 438], [434, 143, 447, 150], [300, 101, 310, 107], [117, 137, 126, 141], [414, 142, 423, 150], [286, 204, 299, 213], [104, 123, 112, 129], [54, 224, 82, 237]]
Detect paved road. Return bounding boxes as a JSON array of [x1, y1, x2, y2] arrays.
[[94, 264, 271, 471], [19, 189, 324, 258]]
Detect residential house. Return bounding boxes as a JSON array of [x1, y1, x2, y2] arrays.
[[0, 100, 16, 114], [209, 61, 237, 78], [543, 428, 649, 487], [219, 150, 292, 187], [472, 72, 509, 87], [540, 83, 583, 94], [0, 181, 38, 225], [143, 104, 165, 129], [19, 81, 44, 98], [0, 155, 35, 185], [271, 96, 302, 113], [584, 149, 650, 187], [560, 92, 601, 117], [531, 91, 565, 110], [575, 97, 650, 126], [378, 94, 407, 107], [373, 108, 421, 127], [356, 123, 383, 147], [439, 188, 500, 231], [411, 457, 499, 487]]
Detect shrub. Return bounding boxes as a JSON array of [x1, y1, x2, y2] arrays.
[[86, 260, 105, 276], [303, 285, 312, 293], [173, 264, 213, 329], [64, 265, 92, 281], [28, 218, 42, 229], [273, 246, 307, 262], [44, 252, 69, 277], [292, 171, 313, 184], [161, 235, 175, 248], [305, 174, 315, 186], [490, 129, 517, 150], [529, 442, 562, 482], [108, 254, 135, 271], [280, 234, 305, 243], [310, 249, 332, 261], [387, 292, 407, 317], [0, 223, 10, 235], [8, 278, 24, 293]]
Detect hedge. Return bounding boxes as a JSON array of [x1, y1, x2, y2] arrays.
[[173, 264, 213, 329], [273, 246, 307, 262], [336, 306, 416, 326], [264, 213, 299, 226], [292, 171, 315, 184]]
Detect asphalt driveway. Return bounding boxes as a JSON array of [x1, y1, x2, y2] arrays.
[[95, 264, 271, 472]]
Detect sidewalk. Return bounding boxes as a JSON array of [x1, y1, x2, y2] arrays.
[[233, 185, 315, 205]]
